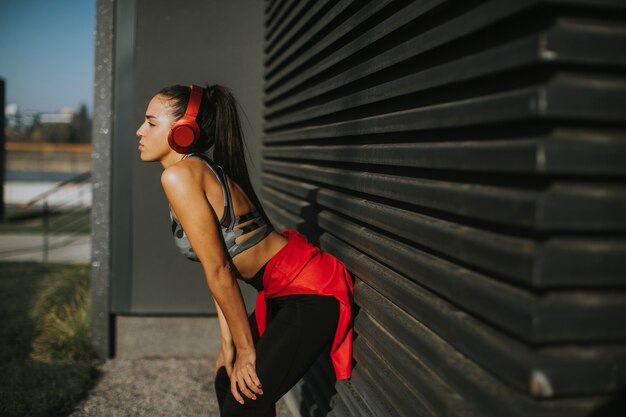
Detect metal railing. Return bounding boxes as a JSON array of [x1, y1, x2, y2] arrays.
[[17, 171, 91, 262]]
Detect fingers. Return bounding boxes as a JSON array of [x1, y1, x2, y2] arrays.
[[230, 377, 244, 405], [229, 365, 264, 404], [237, 378, 257, 401], [245, 364, 263, 395]]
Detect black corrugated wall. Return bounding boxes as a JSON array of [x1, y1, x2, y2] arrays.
[[261, 1, 626, 416]]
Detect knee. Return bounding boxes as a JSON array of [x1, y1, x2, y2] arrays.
[[220, 388, 275, 417], [220, 397, 252, 417], [215, 366, 230, 389], [214, 367, 230, 406]]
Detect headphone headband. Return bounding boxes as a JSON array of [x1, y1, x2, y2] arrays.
[[185, 84, 203, 120], [167, 84, 204, 153]]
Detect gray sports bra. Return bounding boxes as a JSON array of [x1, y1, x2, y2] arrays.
[[169, 153, 273, 261]]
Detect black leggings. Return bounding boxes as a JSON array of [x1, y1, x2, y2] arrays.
[[215, 293, 339, 417]]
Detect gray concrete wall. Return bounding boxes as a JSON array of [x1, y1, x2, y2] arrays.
[[115, 0, 264, 314]]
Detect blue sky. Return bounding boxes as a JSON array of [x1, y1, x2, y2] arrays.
[[0, 0, 95, 114]]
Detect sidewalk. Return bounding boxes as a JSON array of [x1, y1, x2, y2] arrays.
[[69, 316, 295, 417], [69, 358, 294, 417], [0, 233, 91, 263]]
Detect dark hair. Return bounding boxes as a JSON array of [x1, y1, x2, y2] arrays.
[[157, 84, 269, 223]]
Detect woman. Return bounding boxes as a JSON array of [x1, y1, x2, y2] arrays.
[[135, 84, 353, 417]]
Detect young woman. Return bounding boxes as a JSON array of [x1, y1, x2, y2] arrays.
[[136, 84, 353, 417]]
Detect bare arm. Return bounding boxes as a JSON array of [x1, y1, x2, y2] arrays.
[[214, 297, 233, 346], [161, 165, 262, 403], [213, 296, 235, 375]]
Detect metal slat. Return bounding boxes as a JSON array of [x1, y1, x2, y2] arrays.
[[317, 209, 626, 344], [348, 366, 399, 417], [265, 76, 626, 142], [546, 0, 626, 8], [265, 0, 313, 54], [263, 180, 537, 287], [334, 380, 375, 417], [265, 0, 288, 34], [265, 0, 278, 16], [264, 34, 541, 126], [263, 199, 300, 231], [544, 17, 626, 66], [265, 0, 354, 68], [262, 184, 311, 218], [263, 160, 540, 229], [354, 281, 615, 417], [263, 131, 626, 176], [263, 160, 626, 231], [265, 0, 538, 102], [262, 177, 626, 290], [355, 310, 477, 416], [263, 184, 626, 344], [321, 232, 626, 397], [352, 333, 438, 417], [266, 88, 539, 141], [264, 21, 626, 126], [265, 0, 396, 87], [263, 175, 626, 288], [265, 0, 295, 42]]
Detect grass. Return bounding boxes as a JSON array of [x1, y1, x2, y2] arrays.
[[0, 205, 91, 234], [0, 262, 97, 417]]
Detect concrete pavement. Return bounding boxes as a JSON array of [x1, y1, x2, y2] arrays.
[[69, 316, 295, 417], [0, 233, 91, 263]]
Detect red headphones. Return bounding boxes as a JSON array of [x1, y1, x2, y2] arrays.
[[167, 84, 204, 153]]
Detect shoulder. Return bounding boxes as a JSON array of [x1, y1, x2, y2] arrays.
[[160, 156, 222, 197], [161, 159, 196, 189]]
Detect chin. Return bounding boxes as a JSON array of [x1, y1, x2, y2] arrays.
[[139, 152, 156, 162]]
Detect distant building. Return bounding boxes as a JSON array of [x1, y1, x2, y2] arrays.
[[5, 103, 18, 126], [38, 107, 75, 124], [5, 104, 38, 131], [5, 104, 76, 132]]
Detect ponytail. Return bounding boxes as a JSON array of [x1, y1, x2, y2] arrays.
[[208, 86, 245, 192], [206, 85, 269, 223]]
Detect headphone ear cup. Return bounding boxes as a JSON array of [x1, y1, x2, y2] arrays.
[[168, 117, 200, 153], [167, 84, 204, 154]]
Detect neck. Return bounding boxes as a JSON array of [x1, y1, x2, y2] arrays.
[[160, 150, 186, 169]]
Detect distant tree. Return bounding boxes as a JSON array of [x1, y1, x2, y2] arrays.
[[5, 126, 26, 142], [28, 122, 73, 143], [70, 104, 91, 143], [22, 104, 92, 143]]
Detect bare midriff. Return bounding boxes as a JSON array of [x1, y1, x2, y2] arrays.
[[232, 230, 288, 280]]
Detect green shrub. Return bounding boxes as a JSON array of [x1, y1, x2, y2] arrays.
[[0, 262, 96, 417], [30, 266, 92, 361]]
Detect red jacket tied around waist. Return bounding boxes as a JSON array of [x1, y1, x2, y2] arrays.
[[255, 229, 354, 380]]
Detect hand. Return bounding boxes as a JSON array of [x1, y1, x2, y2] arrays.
[[230, 346, 263, 404], [214, 343, 235, 376]]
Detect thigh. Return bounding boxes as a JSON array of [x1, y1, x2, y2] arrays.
[[257, 295, 339, 396], [220, 295, 339, 417]]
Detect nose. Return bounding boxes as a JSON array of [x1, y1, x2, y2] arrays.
[[136, 123, 144, 138]]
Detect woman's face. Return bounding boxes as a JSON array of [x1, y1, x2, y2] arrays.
[[136, 95, 176, 162]]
